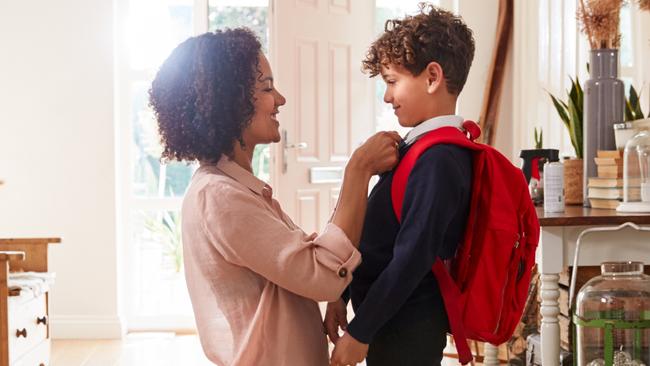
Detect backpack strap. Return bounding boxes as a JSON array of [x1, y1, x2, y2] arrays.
[[432, 259, 473, 365], [391, 122, 479, 220], [390, 121, 481, 365]]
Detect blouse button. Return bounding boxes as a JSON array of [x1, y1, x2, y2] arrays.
[[262, 186, 273, 200], [338, 268, 348, 277]]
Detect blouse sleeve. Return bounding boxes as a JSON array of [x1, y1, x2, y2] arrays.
[[199, 183, 361, 302]]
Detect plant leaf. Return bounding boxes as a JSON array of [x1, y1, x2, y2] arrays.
[[575, 76, 583, 117], [534, 127, 543, 149], [625, 99, 635, 122], [568, 96, 583, 159], [629, 85, 644, 120], [569, 78, 578, 106], [548, 92, 570, 131]]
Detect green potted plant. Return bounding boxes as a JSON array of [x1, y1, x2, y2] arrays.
[[548, 74, 645, 205], [548, 77, 584, 205]]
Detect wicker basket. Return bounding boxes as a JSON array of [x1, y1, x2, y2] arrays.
[[563, 158, 583, 205]]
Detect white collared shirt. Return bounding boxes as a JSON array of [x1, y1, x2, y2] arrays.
[[403, 115, 464, 146]]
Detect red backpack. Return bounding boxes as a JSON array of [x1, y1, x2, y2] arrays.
[[391, 121, 540, 365]]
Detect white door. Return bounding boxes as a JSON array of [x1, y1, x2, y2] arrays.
[[269, 0, 375, 234]]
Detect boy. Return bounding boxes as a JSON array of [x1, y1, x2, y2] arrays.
[[326, 4, 476, 366]]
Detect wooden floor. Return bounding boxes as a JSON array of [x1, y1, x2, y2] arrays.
[[51, 333, 472, 365], [51, 333, 213, 366]]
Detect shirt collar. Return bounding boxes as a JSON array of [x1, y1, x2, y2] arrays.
[[211, 155, 270, 197], [403, 115, 464, 146]]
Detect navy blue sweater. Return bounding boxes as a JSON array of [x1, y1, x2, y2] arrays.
[[346, 143, 473, 344]]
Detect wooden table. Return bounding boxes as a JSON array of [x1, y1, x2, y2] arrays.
[[535, 206, 650, 366]]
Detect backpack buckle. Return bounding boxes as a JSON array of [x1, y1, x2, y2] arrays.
[[462, 120, 481, 141]]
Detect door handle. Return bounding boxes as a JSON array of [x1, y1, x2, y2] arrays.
[[282, 129, 308, 173]]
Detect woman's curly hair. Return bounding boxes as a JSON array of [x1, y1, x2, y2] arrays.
[[149, 28, 262, 162], [362, 3, 475, 95]]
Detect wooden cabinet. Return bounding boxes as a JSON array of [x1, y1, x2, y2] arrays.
[[0, 238, 60, 366]]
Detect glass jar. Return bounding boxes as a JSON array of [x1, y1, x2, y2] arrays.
[[614, 122, 637, 150], [618, 130, 650, 212], [575, 261, 650, 366]]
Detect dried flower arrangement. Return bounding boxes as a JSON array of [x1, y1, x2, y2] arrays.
[[577, 0, 624, 49], [639, 0, 650, 11]]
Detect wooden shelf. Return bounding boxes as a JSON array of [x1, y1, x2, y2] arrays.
[[0, 238, 61, 245], [536, 206, 650, 227], [0, 252, 24, 262], [0, 238, 60, 273]]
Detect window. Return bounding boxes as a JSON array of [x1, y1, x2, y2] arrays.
[[618, 1, 649, 108], [118, 0, 197, 331], [118, 0, 270, 331], [373, 1, 439, 135], [513, 0, 650, 161], [209, 0, 271, 182]]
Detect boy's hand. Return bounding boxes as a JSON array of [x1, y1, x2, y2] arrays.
[[324, 299, 348, 343], [329, 332, 368, 366]]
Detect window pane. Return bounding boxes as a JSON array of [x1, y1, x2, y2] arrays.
[[208, 1, 269, 52], [132, 210, 192, 317], [250, 144, 270, 182], [374, 1, 427, 134], [127, 0, 194, 70], [375, 1, 438, 34], [619, 3, 634, 68], [131, 82, 195, 197], [208, 0, 271, 181]]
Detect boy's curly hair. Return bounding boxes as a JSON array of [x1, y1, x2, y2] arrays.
[[362, 3, 475, 95], [149, 28, 261, 162]]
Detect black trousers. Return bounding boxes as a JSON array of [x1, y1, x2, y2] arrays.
[[366, 312, 448, 366]]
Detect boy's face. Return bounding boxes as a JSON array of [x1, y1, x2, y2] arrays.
[[380, 63, 442, 127]]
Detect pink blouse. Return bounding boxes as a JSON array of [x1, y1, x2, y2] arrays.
[[182, 156, 361, 365]]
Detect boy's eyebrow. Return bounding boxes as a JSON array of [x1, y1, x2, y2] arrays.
[[259, 76, 274, 83]]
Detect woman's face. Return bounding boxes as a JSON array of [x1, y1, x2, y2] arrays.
[[242, 53, 286, 146]]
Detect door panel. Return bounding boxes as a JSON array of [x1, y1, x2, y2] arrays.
[[297, 189, 321, 235], [329, 43, 351, 160], [296, 40, 320, 160], [270, 0, 374, 232]]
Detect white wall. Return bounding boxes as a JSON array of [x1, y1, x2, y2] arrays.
[[0, 0, 122, 338], [452, 0, 515, 161]]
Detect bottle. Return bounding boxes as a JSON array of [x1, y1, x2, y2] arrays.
[[543, 161, 564, 212]]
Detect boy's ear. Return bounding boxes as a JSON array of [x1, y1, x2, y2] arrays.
[[425, 61, 444, 94]]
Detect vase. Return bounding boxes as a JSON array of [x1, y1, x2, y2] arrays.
[[583, 49, 625, 207], [564, 158, 583, 205]]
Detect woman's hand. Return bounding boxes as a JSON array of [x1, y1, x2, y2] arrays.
[[331, 131, 401, 246], [350, 131, 401, 176]]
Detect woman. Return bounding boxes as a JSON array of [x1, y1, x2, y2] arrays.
[[149, 28, 400, 366]]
